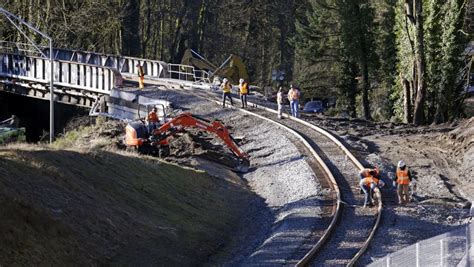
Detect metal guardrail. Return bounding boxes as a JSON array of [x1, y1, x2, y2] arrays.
[[369, 221, 473, 267], [0, 42, 211, 92], [0, 52, 117, 94], [167, 64, 195, 81]]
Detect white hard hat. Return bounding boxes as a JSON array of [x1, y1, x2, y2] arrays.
[[398, 160, 406, 168], [223, 78, 228, 83], [239, 78, 244, 83]]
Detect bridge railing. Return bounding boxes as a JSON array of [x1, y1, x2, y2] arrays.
[[49, 46, 213, 84], [0, 41, 212, 93], [47, 47, 168, 79], [0, 52, 118, 94], [167, 64, 196, 82]]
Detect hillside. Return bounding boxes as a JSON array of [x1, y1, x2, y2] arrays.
[[0, 142, 255, 265]]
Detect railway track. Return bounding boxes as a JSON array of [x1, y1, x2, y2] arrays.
[[149, 81, 384, 265]]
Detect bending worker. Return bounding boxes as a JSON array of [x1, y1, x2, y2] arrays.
[[146, 107, 159, 133], [359, 170, 385, 207], [359, 167, 380, 180], [393, 160, 412, 205], [136, 63, 145, 89], [222, 78, 233, 108], [239, 78, 249, 108]]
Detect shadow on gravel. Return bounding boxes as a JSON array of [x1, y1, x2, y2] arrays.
[[439, 174, 469, 202], [238, 197, 335, 265]]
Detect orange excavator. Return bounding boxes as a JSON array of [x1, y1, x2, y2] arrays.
[[125, 112, 250, 172]]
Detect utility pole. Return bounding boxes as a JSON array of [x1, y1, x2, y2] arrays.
[[0, 7, 55, 142]]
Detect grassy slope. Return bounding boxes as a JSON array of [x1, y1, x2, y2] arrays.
[[0, 146, 252, 265]]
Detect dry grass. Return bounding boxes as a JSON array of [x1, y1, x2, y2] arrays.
[[0, 137, 254, 264]]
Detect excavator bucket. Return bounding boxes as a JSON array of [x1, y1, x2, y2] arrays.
[[235, 159, 250, 173]]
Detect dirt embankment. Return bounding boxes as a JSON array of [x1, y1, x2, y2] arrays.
[[305, 115, 474, 205], [0, 119, 258, 265]]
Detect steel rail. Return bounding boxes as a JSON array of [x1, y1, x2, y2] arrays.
[[165, 84, 383, 266], [241, 95, 383, 267]]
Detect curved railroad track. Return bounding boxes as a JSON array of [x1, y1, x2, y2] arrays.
[[151, 81, 383, 266], [241, 100, 383, 266]]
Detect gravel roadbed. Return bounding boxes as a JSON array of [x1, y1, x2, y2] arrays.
[[139, 87, 331, 265]]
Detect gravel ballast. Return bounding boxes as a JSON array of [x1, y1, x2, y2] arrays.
[[142, 87, 328, 265]]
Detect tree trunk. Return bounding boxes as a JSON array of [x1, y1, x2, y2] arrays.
[[401, 77, 412, 123], [412, 0, 426, 125], [121, 0, 141, 56]]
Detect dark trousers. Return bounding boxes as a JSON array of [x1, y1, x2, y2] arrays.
[[240, 94, 248, 108], [222, 92, 233, 107]]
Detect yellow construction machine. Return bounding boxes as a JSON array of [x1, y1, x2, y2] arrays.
[[181, 49, 249, 84]]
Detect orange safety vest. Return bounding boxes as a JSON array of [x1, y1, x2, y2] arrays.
[[362, 176, 379, 186], [223, 83, 231, 93], [289, 89, 300, 100], [137, 66, 145, 77], [396, 168, 410, 185], [240, 82, 249, 94], [147, 112, 159, 123]]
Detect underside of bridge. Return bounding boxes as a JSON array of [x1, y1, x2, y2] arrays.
[[0, 90, 88, 142]]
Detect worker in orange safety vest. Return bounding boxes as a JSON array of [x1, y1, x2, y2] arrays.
[[146, 106, 159, 133], [136, 63, 145, 89], [359, 167, 380, 180], [393, 160, 412, 205], [239, 78, 249, 108], [359, 173, 385, 207]]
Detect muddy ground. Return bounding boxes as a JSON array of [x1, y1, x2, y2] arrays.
[[301, 114, 473, 263]]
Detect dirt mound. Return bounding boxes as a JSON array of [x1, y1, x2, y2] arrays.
[[438, 118, 474, 197], [0, 146, 254, 265], [346, 118, 474, 206]]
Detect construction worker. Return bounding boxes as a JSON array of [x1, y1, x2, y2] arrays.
[[393, 160, 412, 205], [221, 78, 233, 108], [359, 171, 385, 207], [146, 107, 159, 133], [136, 63, 145, 89], [287, 84, 300, 117], [277, 86, 284, 119], [359, 167, 380, 180], [239, 78, 249, 108]]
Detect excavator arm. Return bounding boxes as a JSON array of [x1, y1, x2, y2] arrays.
[[151, 113, 250, 171]]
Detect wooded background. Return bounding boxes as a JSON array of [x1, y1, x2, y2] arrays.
[[1, 0, 473, 124]]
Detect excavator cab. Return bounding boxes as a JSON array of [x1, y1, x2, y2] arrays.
[[181, 49, 249, 85]]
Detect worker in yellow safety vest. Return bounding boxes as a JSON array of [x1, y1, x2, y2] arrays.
[[393, 160, 412, 205], [239, 78, 249, 108], [136, 63, 145, 89], [359, 173, 385, 207], [221, 78, 233, 108]]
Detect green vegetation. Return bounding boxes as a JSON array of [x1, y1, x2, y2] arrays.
[[1, 0, 472, 123], [0, 126, 26, 145]]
